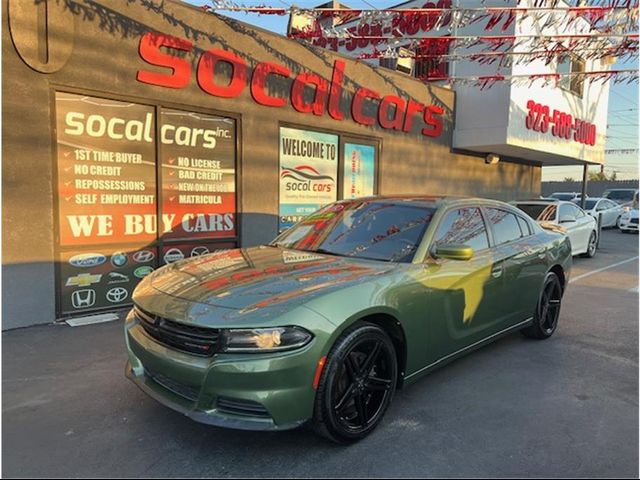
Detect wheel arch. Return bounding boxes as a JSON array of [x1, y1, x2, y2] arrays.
[[354, 312, 408, 390], [549, 264, 566, 292]]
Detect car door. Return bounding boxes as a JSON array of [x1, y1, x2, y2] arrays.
[[420, 206, 503, 363], [557, 202, 582, 254], [568, 203, 592, 253], [484, 207, 542, 328]]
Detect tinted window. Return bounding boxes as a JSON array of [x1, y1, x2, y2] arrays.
[[516, 215, 532, 236], [515, 203, 557, 221], [604, 190, 636, 201], [432, 208, 489, 251], [583, 199, 598, 210], [274, 200, 436, 263], [486, 208, 523, 245]]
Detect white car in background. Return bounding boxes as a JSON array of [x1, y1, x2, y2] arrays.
[[513, 199, 598, 257], [619, 206, 639, 233], [549, 192, 586, 202], [573, 198, 625, 228]]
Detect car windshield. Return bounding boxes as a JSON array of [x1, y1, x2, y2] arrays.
[[515, 203, 556, 221], [604, 190, 635, 201], [550, 193, 575, 201], [583, 199, 598, 209], [272, 201, 436, 263]]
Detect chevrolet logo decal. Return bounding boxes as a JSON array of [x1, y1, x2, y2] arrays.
[[66, 273, 102, 287]]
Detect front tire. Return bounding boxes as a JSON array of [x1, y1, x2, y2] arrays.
[[522, 272, 563, 340], [312, 322, 398, 444], [581, 231, 597, 258]]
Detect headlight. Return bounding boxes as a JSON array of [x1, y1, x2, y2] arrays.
[[220, 327, 313, 353]]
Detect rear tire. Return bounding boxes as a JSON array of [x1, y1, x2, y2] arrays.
[[312, 322, 398, 444], [580, 231, 597, 258], [522, 272, 563, 340]]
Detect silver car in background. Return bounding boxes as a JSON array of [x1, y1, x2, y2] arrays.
[[513, 199, 598, 258]]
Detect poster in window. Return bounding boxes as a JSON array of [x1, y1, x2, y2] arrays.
[[279, 127, 338, 231], [160, 109, 236, 240], [342, 142, 376, 199], [55, 92, 157, 247]]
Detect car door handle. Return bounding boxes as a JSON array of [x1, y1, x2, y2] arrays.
[[491, 265, 503, 278]]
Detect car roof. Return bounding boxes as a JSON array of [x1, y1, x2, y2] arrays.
[[344, 195, 515, 210]]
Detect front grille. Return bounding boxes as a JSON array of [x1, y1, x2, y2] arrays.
[[217, 397, 271, 418], [631, 218, 638, 224], [144, 367, 199, 402], [135, 306, 220, 357]]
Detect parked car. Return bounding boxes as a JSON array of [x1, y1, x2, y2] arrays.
[[573, 197, 625, 228], [512, 199, 598, 257], [602, 188, 639, 205], [619, 206, 639, 233], [549, 192, 586, 202], [125, 196, 572, 443]]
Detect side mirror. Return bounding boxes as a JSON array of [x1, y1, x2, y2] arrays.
[[559, 214, 576, 224], [434, 244, 474, 261]]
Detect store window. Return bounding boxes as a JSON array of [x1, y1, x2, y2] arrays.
[[279, 127, 379, 232], [558, 54, 585, 97], [342, 140, 377, 200], [54, 92, 237, 316]]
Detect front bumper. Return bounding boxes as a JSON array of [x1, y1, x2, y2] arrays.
[[124, 310, 325, 431], [619, 219, 638, 231]]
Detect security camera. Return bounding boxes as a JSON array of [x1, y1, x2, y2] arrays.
[[485, 153, 500, 165]]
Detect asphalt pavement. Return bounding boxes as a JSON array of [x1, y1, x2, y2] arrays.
[[2, 229, 638, 478]]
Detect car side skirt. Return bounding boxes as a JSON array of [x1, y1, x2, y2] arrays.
[[403, 317, 534, 386]]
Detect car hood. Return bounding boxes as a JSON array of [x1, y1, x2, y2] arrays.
[[147, 246, 397, 312]]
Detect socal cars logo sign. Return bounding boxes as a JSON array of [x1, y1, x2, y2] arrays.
[[136, 32, 444, 138]]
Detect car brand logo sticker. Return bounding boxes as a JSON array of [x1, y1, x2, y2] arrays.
[[163, 248, 184, 264], [107, 272, 130, 284], [191, 246, 210, 257], [132, 250, 155, 263], [71, 289, 96, 309], [69, 253, 106, 268], [106, 287, 128, 303], [66, 273, 102, 287], [111, 251, 128, 268], [134, 266, 154, 278]]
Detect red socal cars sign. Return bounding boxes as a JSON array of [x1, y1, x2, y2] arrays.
[[136, 32, 444, 138]]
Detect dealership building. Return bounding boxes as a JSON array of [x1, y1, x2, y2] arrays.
[[2, 0, 607, 328]]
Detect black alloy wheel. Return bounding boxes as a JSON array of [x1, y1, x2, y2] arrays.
[[522, 272, 563, 340], [313, 322, 398, 443], [581, 231, 597, 258]]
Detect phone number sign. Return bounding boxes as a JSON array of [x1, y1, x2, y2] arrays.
[[525, 100, 597, 146]]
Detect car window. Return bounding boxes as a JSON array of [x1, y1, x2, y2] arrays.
[[516, 215, 532, 236], [515, 203, 557, 221], [583, 199, 598, 210], [604, 190, 635, 201], [485, 208, 523, 245], [432, 208, 489, 252], [274, 201, 436, 263], [606, 200, 618, 209], [567, 203, 584, 218], [596, 201, 608, 211], [558, 203, 576, 220]]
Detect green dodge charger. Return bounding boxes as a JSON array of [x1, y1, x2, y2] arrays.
[[125, 196, 572, 443]]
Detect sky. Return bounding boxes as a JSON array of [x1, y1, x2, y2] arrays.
[[189, 0, 639, 181]]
